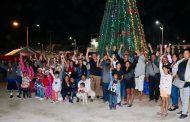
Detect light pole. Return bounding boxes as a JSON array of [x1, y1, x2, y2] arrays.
[[155, 20, 164, 45], [13, 21, 40, 48]]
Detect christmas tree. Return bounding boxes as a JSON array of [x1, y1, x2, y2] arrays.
[[98, 0, 147, 57]]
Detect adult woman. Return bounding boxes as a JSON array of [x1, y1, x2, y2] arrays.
[[123, 61, 135, 107], [75, 59, 87, 85], [168, 54, 180, 111], [0, 61, 19, 98], [61, 75, 72, 102]]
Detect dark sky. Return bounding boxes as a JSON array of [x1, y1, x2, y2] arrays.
[[0, 0, 189, 53]]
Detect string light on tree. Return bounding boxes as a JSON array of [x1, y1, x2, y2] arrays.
[[98, 0, 147, 57]]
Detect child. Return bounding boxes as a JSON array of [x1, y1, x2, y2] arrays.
[[50, 70, 62, 104], [21, 71, 30, 99], [77, 82, 88, 104], [108, 73, 121, 110], [43, 70, 53, 100], [35, 68, 45, 100], [158, 56, 172, 116]]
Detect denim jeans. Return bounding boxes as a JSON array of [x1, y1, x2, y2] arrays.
[[120, 79, 126, 99], [171, 85, 179, 106], [102, 82, 109, 102], [109, 94, 117, 109], [36, 86, 44, 98], [71, 90, 76, 98], [16, 76, 22, 95]]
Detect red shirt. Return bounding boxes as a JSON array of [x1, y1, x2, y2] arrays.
[[43, 77, 49, 87], [67, 66, 74, 73]]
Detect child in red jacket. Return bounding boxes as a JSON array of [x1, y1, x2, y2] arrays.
[[43, 70, 53, 100]]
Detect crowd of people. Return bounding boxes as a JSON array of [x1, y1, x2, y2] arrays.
[[0, 44, 190, 119]]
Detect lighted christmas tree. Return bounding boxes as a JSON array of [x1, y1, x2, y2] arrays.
[[98, 0, 147, 57]]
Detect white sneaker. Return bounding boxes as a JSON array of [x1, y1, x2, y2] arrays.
[[39, 98, 44, 101], [35, 96, 40, 99]]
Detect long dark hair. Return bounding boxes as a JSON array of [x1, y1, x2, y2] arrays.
[[125, 61, 133, 73], [172, 53, 179, 63]]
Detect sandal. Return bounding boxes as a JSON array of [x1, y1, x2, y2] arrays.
[[163, 112, 168, 117], [156, 112, 163, 115], [123, 102, 128, 105], [127, 104, 133, 107]]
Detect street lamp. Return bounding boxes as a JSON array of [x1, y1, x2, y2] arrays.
[[13, 22, 19, 26], [155, 20, 159, 25], [155, 20, 164, 45], [36, 24, 40, 27], [12, 21, 40, 48], [13, 21, 29, 48]]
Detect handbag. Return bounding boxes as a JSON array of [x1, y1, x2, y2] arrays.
[[172, 79, 185, 89]]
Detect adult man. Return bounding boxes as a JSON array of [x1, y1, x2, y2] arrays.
[[146, 53, 160, 102], [177, 49, 190, 119], [86, 48, 102, 98], [100, 55, 111, 103], [77, 75, 96, 102], [134, 50, 146, 101]]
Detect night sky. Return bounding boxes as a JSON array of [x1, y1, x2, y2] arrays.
[[0, 0, 189, 53]]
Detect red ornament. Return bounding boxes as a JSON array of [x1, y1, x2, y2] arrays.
[[122, 30, 127, 35], [128, 9, 131, 14], [135, 9, 139, 14], [126, 31, 131, 36], [121, 30, 131, 36], [116, 32, 121, 36]]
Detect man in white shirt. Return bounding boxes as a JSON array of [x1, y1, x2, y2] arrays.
[[77, 75, 96, 102]]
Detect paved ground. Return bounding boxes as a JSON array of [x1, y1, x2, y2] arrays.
[[0, 81, 189, 122]]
